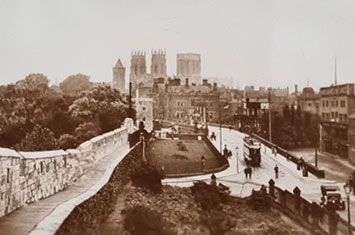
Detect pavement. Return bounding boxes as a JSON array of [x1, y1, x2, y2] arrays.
[[0, 143, 130, 235], [162, 126, 355, 226]]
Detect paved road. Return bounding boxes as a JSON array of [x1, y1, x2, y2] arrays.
[[289, 148, 355, 183], [163, 126, 355, 228]]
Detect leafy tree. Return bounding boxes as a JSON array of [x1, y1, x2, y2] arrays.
[[17, 124, 58, 151], [59, 74, 92, 94], [58, 134, 77, 150], [74, 122, 101, 144]]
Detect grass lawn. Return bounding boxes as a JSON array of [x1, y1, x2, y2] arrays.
[[147, 139, 225, 176]]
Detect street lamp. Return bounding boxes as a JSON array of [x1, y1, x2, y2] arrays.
[[236, 146, 239, 173], [344, 183, 352, 235]]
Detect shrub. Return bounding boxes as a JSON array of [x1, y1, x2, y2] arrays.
[[131, 164, 163, 193], [191, 181, 229, 211], [124, 205, 173, 235], [246, 189, 272, 211], [200, 209, 236, 235]]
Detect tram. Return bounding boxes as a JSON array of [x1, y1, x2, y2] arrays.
[[243, 135, 261, 167]]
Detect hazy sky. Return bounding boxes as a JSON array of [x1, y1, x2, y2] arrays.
[[0, 0, 355, 91]]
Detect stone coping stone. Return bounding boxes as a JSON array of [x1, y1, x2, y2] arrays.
[[65, 149, 81, 155], [78, 140, 93, 150], [19, 150, 68, 159], [103, 131, 115, 138], [0, 147, 21, 158], [90, 135, 105, 143]]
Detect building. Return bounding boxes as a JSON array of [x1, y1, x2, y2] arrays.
[[151, 49, 167, 78], [136, 97, 154, 132], [319, 83, 355, 162], [112, 59, 126, 94], [130, 51, 148, 87], [148, 78, 219, 124], [176, 53, 201, 85], [297, 87, 320, 115]]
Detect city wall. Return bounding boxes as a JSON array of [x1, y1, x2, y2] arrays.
[[0, 118, 134, 217]]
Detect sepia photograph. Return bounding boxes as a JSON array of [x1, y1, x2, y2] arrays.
[[0, 0, 355, 234]]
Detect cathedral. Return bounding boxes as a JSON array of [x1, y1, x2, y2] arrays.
[[112, 50, 202, 94]]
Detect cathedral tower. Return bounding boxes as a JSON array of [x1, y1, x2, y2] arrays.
[[130, 51, 147, 85], [151, 49, 167, 78], [113, 59, 125, 94]]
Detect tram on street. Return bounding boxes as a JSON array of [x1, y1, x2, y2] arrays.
[[243, 135, 261, 167]]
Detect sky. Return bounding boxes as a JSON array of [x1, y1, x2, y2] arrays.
[[0, 0, 355, 91]]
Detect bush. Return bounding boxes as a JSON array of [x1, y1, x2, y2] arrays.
[[200, 209, 236, 235], [17, 124, 58, 151], [246, 189, 272, 211], [131, 164, 163, 193], [191, 181, 229, 211], [124, 205, 173, 235]]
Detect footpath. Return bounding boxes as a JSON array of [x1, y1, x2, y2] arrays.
[[0, 143, 130, 235]]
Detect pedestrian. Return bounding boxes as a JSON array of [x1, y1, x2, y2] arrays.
[[248, 167, 252, 179], [274, 164, 279, 179], [260, 184, 267, 194], [211, 173, 217, 186], [160, 166, 165, 178], [349, 175, 354, 194], [228, 150, 232, 159], [223, 145, 229, 158], [244, 167, 248, 179], [201, 155, 206, 172], [272, 146, 277, 158]]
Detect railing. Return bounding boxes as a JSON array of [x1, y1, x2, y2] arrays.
[[251, 133, 325, 178], [268, 180, 355, 235]]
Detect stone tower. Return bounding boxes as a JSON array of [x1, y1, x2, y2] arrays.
[[130, 51, 147, 85], [151, 49, 167, 78], [113, 59, 125, 94], [177, 53, 201, 85]]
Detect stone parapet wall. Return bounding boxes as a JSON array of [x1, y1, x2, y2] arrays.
[[0, 118, 133, 217]]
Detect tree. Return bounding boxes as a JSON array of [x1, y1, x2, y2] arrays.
[[74, 122, 101, 144], [58, 134, 77, 150], [17, 124, 58, 151], [59, 74, 92, 94]]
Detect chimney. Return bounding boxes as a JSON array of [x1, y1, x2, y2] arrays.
[[185, 78, 189, 88], [213, 82, 217, 91], [295, 85, 298, 97]]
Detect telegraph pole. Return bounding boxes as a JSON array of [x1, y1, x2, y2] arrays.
[[128, 81, 132, 118], [268, 89, 272, 142], [219, 102, 222, 155]]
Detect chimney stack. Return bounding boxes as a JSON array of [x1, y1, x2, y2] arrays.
[[185, 78, 189, 88], [213, 82, 217, 91]]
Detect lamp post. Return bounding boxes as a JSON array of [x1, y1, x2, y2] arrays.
[[236, 146, 239, 173], [344, 183, 352, 235], [219, 101, 222, 155]]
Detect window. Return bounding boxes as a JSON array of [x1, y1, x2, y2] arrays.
[[341, 100, 346, 107], [142, 106, 146, 111], [6, 168, 10, 183], [326, 100, 329, 107], [40, 162, 44, 173]]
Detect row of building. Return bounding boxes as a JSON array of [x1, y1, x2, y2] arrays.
[[111, 50, 355, 164]]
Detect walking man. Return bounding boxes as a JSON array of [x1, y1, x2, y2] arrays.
[[223, 145, 229, 159], [274, 164, 279, 179], [211, 173, 217, 186]]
